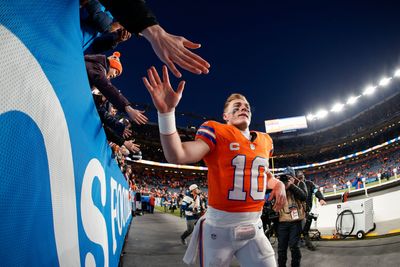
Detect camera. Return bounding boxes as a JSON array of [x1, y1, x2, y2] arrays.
[[278, 174, 291, 184], [262, 199, 279, 220]]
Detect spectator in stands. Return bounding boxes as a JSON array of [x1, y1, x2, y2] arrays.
[[81, 0, 129, 52], [297, 170, 326, 251], [80, 0, 113, 48], [98, 0, 210, 78], [93, 91, 141, 154], [180, 184, 201, 245], [85, 51, 148, 125]]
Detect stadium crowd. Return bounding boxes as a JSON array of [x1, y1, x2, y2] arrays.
[[120, 141, 400, 200], [306, 144, 400, 191]]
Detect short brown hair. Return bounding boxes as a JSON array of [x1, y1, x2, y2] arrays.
[[223, 93, 248, 112]]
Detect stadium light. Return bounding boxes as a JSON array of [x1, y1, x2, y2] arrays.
[[331, 103, 344, 112], [379, 77, 392, 87], [304, 66, 400, 121], [316, 109, 328, 119], [346, 95, 359, 105], [307, 113, 316, 121], [362, 85, 376, 96]]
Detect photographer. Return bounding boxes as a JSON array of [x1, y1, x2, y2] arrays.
[[180, 184, 201, 245], [277, 167, 307, 267], [297, 171, 326, 251]]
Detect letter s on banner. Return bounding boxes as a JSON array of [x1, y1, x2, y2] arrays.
[[81, 159, 109, 267], [110, 177, 118, 254]]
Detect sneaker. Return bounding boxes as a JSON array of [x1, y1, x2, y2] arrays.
[[181, 237, 187, 245], [304, 236, 316, 251], [307, 244, 316, 251]]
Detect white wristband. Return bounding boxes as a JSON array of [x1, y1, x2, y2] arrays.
[[158, 110, 177, 135]]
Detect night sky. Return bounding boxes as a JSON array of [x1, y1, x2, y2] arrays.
[[112, 1, 400, 131]]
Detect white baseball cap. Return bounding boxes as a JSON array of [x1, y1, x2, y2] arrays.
[[189, 184, 198, 191]]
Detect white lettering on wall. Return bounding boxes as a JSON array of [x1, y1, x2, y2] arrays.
[[110, 177, 118, 254], [81, 159, 109, 267]]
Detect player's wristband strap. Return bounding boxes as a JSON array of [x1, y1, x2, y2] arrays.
[[158, 110, 177, 135]]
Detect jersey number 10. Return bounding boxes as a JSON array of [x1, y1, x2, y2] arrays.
[[228, 155, 267, 201]]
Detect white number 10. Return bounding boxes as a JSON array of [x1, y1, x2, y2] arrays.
[[228, 155, 268, 201]]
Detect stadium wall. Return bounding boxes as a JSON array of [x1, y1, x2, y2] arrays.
[[0, 1, 131, 266]]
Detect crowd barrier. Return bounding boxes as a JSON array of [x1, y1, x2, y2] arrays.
[[0, 1, 131, 266]]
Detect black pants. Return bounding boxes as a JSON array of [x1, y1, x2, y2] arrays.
[[181, 219, 196, 240], [302, 213, 313, 235], [278, 221, 302, 267]]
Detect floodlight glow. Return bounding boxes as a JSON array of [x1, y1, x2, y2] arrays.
[[331, 103, 344, 112], [307, 67, 399, 121], [379, 77, 392, 87], [307, 114, 315, 121], [316, 109, 328, 118], [346, 95, 358, 104], [362, 85, 376, 96]]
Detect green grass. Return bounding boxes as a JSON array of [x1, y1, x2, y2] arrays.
[[154, 205, 183, 218], [324, 176, 399, 196]]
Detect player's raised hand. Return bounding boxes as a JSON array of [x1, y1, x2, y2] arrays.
[[143, 65, 185, 113]]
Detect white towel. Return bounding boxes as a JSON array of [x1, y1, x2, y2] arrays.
[[183, 217, 205, 265]]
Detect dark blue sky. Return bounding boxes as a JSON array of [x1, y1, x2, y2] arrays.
[[113, 1, 400, 130]]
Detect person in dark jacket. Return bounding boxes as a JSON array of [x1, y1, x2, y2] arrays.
[[85, 51, 148, 125], [92, 91, 140, 153], [277, 167, 307, 267], [297, 171, 326, 251], [88, 26, 131, 54], [98, 0, 210, 78], [80, 0, 132, 54]]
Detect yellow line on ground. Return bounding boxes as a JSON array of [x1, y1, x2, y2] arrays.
[[366, 232, 378, 236], [321, 235, 335, 239]]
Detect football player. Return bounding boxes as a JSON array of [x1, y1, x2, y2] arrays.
[[143, 65, 286, 267]]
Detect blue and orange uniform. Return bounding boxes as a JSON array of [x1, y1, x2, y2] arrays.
[[196, 120, 273, 212], [183, 121, 276, 267]]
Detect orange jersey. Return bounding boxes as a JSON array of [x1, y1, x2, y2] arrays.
[[196, 121, 273, 212]]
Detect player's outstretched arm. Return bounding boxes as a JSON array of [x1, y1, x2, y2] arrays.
[[143, 65, 210, 164]]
